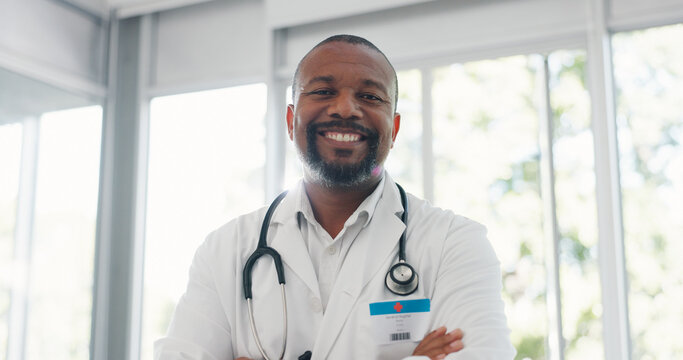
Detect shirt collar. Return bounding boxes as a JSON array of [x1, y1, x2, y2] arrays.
[[292, 173, 388, 229]]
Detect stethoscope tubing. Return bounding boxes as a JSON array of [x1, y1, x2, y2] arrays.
[[396, 183, 408, 262], [243, 191, 289, 360], [247, 284, 288, 360]]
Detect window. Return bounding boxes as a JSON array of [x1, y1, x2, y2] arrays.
[[0, 104, 102, 360], [141, 83, 267, 360], [430, 50, 601, 359], [613, 23, 683, 359], [548, 50, 602, 359], [0, 123, 23, 358], [433, 55, 549, 359], [25, 106, 102, 360]]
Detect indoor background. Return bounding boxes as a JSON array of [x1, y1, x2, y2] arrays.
[[1, 0, 682, 359]]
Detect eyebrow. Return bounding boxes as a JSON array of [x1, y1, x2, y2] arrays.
[[306, 75, 335, 86], [362, 79, 389, 96]]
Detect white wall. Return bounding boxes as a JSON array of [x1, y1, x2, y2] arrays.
[[147, 0, 683, 91], [0, 0, 106, 88], [0, 0, 106, 120], [282, 0, 587, 75], [151, 0, 267, 93], [610, 0, 683, 30], [265, 0, 432, 29], [0, 68, 94, 124], [5, 0, 683, 101]]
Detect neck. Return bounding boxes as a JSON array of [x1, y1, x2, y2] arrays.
[[303, 175, 382, 238]]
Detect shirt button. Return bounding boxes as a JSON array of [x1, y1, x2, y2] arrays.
[[327, 246, 337, 255], [310, 297, 323, 313]]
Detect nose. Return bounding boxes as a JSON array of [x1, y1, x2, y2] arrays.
[[327, 90, 362, 120]]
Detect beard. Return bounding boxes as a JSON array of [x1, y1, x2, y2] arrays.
[[303, 120, 380, 189]]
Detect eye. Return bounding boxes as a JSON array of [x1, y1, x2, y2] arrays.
[[359, 93, 385, 103], [307, 89, 335, 96]]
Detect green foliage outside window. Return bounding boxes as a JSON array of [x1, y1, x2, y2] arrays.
[[613, 24, 683, 360]]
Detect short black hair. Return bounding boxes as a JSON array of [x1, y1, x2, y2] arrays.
[[291, 34, 399, 112]]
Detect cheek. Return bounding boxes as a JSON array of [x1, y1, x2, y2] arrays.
[[378, 123, 395, 145], [376, 124, 396, 159], [293, 122, 310, 151]]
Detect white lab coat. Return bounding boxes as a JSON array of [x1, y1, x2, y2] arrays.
[[155, 175, 515, 360]]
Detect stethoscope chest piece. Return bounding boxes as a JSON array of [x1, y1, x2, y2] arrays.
[[385, 261, 419, 296]]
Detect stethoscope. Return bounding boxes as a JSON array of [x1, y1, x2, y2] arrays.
[[242, 183, 418, 360]]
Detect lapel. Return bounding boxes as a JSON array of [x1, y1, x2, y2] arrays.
[[313, 176, 406, 358], [269, 186, 321, 299]]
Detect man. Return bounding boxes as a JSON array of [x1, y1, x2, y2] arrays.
[[155, 35, 515, 360]]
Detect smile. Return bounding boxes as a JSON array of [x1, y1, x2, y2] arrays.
[[321, 131, 364, 143]]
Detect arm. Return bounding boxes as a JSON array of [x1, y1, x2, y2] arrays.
[[154, 240, 234, 360], [406, 219, 516, 360]]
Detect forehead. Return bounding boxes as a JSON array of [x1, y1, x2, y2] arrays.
[[298, 42, 394, 87]]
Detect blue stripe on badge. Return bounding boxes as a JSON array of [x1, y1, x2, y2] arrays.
[[369, 298, 430, 316]]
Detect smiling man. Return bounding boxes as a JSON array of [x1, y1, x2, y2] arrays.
[[155, 35, 515, 360]]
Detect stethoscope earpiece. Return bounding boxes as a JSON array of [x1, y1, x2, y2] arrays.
[[385, 261, 419, 296]]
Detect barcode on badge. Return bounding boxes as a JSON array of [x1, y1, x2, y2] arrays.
[[390, 332, 411, 341]]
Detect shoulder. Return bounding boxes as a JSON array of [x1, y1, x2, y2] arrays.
[[405, 193, 487, 236], [198, 206, 269, 261], [197, 187, 301, 259], [404, 193, 496, 264]]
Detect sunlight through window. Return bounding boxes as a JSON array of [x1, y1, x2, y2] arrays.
[[142, 83, 267, 360], [613, 23, 683, 360]]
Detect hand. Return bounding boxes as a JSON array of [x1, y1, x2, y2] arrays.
[[235, 357, 253, 360], [412, 326, 464, 360]]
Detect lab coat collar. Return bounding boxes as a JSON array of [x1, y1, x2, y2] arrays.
[[267, 184, 321, 299]]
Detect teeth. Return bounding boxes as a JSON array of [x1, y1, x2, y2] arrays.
[[325, 132, 360, 142]]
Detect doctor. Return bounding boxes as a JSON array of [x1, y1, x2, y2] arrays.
[[155, 35, 515, 360]]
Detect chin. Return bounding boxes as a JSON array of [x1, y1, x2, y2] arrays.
[[305, 161, 376, 189]]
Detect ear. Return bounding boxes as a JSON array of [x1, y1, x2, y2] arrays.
[[390, 112, 401, 148], [286, 104, 295, 141]]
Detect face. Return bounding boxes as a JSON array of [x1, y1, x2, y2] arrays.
[[286, 42, 401, 188]]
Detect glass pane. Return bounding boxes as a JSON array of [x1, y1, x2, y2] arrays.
[[613, 24, 683, 359], [548, 50, 603, 358], [0, 123, 23, 358], [386, 69, 423, 197], [142, 84, 267, 360], [25, 106, 102, 360], [432, 55, 547, 360]]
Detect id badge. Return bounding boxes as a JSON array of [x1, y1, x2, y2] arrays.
[[369, 298, 430, 345]]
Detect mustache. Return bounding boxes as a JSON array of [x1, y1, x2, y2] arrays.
[[307, 120, 378, 137]]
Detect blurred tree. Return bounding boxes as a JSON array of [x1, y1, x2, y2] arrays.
[[614, 23, 683, 359]]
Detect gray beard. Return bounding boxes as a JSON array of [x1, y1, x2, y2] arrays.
[[303, 120, 380, 189]]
